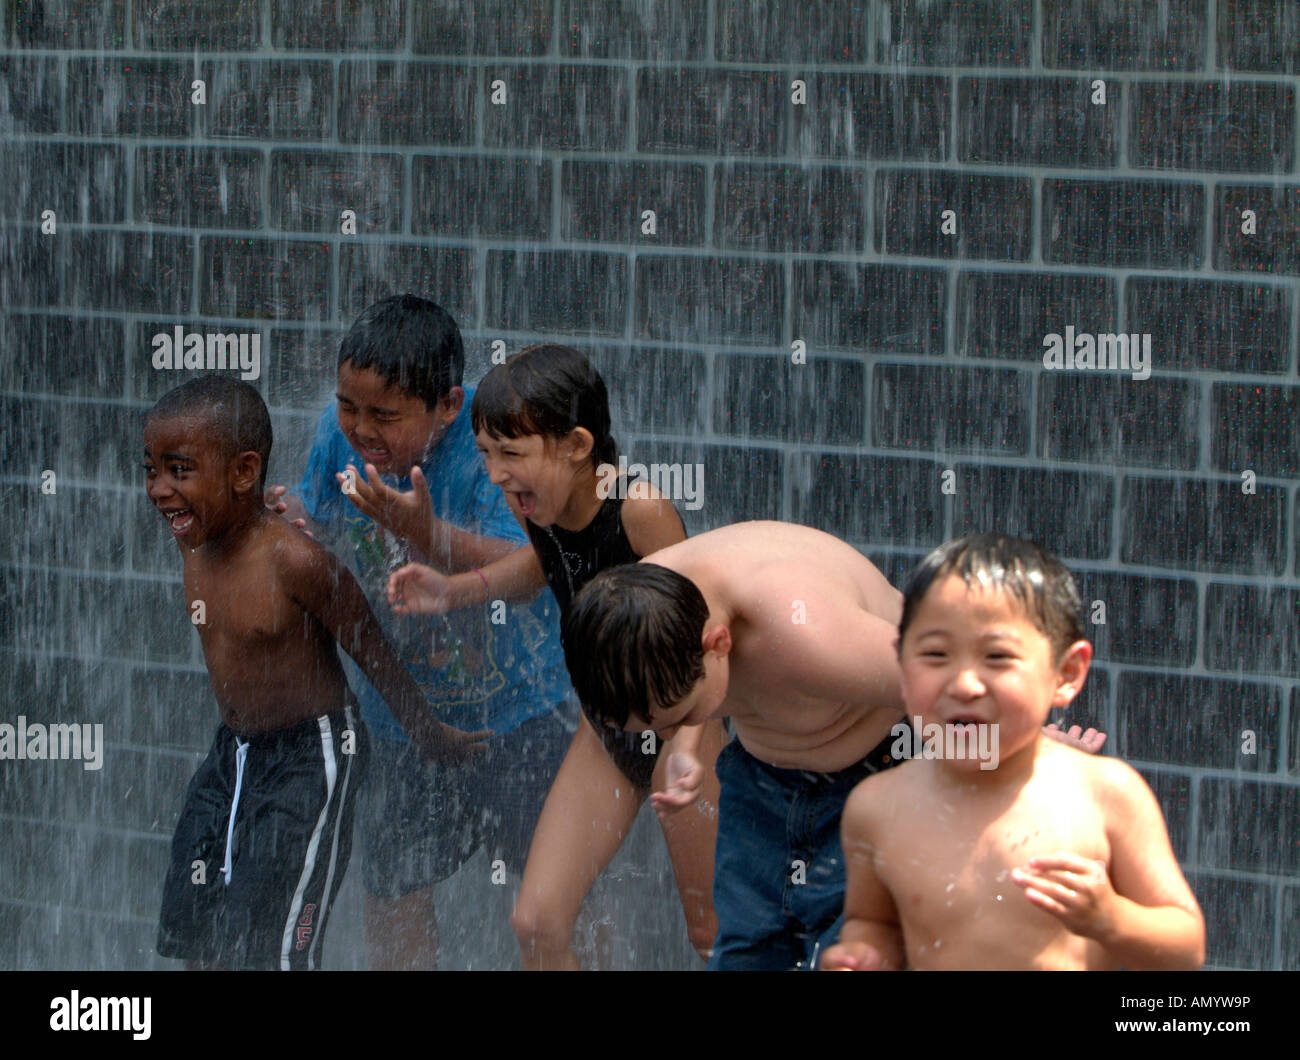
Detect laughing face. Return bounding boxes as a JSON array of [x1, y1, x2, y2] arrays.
[[335, 360, 462, 477], [475, 427, 597, 530], [897, 573, 1088, 772], [143, 414, 246, 548]]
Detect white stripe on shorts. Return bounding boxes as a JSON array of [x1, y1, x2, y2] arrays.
[[280, 714, 339, 970]]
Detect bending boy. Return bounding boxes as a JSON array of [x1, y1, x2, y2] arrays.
[[561, 521, 907, 970]]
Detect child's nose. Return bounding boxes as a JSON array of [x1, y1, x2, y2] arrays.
[[948, 667, 985, 698]]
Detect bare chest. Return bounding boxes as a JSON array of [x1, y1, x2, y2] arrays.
[[182, 558, 301, 649], [876, 785, 1111, 966]]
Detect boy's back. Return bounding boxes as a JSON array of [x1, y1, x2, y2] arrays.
[[844, 740, 1183, 970], [645, 521, 904, 772]]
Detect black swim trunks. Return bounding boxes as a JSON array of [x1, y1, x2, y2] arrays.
[[157, 703, 367, 970]]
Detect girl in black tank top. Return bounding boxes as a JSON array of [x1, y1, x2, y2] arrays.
[[386, 344, 723, 969]]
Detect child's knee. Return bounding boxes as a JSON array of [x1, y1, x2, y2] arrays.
[[510, 896, 571, 955]]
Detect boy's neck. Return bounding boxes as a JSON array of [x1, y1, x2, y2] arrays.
[[200, 502, 272, 556], [931, 731, 1042, 792]]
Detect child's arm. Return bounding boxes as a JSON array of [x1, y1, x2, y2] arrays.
[[649, 723, 707, 819], [820, 783, 905, 970], [620, 490, 688, 559], [283, 536, 490, 764], [340, 462, 520, 571], [1011, 760, 1205, 970], [622, 491, 699, 816], [387, 547, 548, 615]]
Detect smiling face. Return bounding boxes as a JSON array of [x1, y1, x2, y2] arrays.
[[335, 360, 462, 476], [143, 414, 248, 548], [897, 573, 1090, 771], [475, 426, 595, 529]]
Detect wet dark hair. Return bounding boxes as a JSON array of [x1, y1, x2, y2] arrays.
[[470, 344, 617, 468], [561, 564, 709, 728], [338, 294, 464, 409], [147, 376, 273, 490], [899, 534, 1086, 661]]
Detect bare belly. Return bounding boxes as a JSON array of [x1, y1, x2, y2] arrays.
[[731, 705, 902, 772]]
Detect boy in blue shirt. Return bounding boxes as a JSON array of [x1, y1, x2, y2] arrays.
[[274, 295, 574, 969]]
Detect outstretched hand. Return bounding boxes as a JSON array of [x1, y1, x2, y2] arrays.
[[388, 563, 456, 615], [1043, 722, 1107, 754], [263, 484, 312, 536], [1012, 852, 1117, 941], [650, 751, 704, 821], [338, 463, 434, 547], [412, 722, 492, 767]]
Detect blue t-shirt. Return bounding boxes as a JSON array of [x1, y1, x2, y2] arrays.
[[296, 387, 572, 742]]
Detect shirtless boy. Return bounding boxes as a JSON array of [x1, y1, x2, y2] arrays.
[[821, 534, 1204, 971], [146, 377, 483, 970], [560, 521, 907, 969]]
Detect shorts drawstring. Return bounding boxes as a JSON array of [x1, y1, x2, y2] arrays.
[[221, 738, 250, 885]]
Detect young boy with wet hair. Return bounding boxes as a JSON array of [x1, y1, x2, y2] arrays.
[[822, 533, 1204, 970], [269, 295, 576, 970], [145, 376, 482, 971]]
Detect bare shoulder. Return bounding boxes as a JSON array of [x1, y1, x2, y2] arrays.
[[263, 516, 340, 585], [844, 762, 914, 834], [1088, 752, 1157, 811], [619, 492, 686, 557], [1048, 741, 1152, 809]]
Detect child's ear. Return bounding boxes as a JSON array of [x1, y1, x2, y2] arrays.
[[230, 450, 263, 497], [439, 387, 465, 418], [702, 624, 731, 656], [566, 427, 595, 463], [1052, 639, 1093, 707]]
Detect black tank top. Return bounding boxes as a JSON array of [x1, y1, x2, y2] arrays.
[[526, 495, 643, 613]]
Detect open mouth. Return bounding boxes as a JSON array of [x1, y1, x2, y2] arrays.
[[163, 508, 195, 535], [513, 491, 538, 517], [355, 443, 391, 466]]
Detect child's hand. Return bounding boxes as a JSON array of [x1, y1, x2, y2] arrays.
[[650, 752, 703, 820], [1012, 852, 1117, 940], [263, 484, 311, 535], [411, 722, 492, 767], [819, 941, 887, 971], [1043, 722, 1107, 754], [388, 563, 455, 615], [339, 463, 433, 546]]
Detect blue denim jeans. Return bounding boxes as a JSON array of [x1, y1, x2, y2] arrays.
[[707, 735, 896, 971]]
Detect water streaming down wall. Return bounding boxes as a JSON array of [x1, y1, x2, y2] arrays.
[[0, 1, 1297, 970]]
